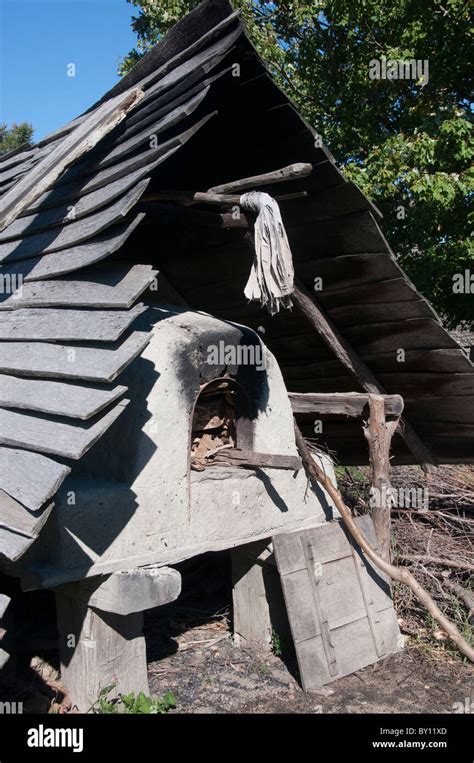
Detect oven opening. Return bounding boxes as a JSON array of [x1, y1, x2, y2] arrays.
[[190, 377, 253, 470]]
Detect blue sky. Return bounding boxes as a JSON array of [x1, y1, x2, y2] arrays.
[[0, 0, 139, 141]]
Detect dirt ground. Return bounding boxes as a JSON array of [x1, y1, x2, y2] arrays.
[[145, 600, 473, 715]]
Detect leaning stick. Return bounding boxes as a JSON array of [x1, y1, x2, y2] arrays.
[[293, 422, 474, 662]]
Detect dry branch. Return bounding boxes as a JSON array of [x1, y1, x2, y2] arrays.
[[294, 422, 474, 662]]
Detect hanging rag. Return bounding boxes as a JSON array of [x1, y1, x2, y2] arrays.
[[240, 191, 295, 315]]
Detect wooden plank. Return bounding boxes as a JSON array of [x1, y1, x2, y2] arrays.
[[0, 375, 127, 419], [343, 319, 458, 355], [0, 330, 151, 382], [212, 449, 302, 470], [289, 392, 404, 417], [0, 162, 154, 241], [101, 3, 239, 99], [0, 88, 145, 231], [0, 264, 157, 310], [0, 446, 70, 511], [28, 114, 213, 212], [0, 527, 37, 562], [66, 88, 210, 180], [56, 592, 149, 712], [0, 179, 150, 263], [0, 214, 145, 283], [292, 280, 437, 468], [0, 489, 53, 539], [0, 399, 129, 459], [377, 372, 474, 397], [231, 540, 273, 650], [115, 66, 229, 143], [0, 593, 10, 619], [0, 304, 146, 342], [326, 300, 437, 327]]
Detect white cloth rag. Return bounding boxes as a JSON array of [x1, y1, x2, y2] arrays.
[[240, 191, 294, 315]]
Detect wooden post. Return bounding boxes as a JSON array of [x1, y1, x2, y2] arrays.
[[55, 566, 181, 710], [56, 593, 149, 712], [363, 394, 400, 562], [231, 540, 274, 650]]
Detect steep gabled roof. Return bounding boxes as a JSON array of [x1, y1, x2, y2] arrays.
[[0, 0, 471, 563]]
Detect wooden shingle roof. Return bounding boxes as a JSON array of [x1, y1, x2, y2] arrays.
[[0, 0, 471, 562]]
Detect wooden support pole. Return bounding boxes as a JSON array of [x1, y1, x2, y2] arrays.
[[291, 279, 437, 472], [56, 592, 149, 712], [363, 394, 400, 562], [231, 540, 273, 650], [207, 162, 313, 194], [55, 566, 181, 710], [293, 421, 474, 662], [142, 190, 307, 205]]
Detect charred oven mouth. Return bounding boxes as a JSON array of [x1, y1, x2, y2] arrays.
[[190, 377, 253, 472]]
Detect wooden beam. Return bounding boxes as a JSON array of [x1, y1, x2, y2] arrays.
[[207, 163, 313, 194], [142, 189, 307, 205], [289, 391, 404, 417], [292, 279, 437, 471], [211, 448, 301, 470], [0, 88, 144, 231], [56, 591, 149, 712]]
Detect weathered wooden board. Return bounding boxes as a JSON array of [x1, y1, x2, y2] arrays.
[[0, 180, 150, 263], [343, 318, 458, 355], [273, 516, 401, 689], [67, 88, 210, 179], [0, 446, 70, 510], [0, 304, 146, 341], [0, 593, 10, 619], [326, 300, 437, 328], [213, 449, 302, 470], [0, 527, 37, 562], [0, 489, 53, 539], [0, 399, 129, 459], [297, 253, 399, 293], [289, 392, 404, 417], [362, 348, 473, 374], [117, 67, 227, 143], [377, 372, 474, 397], [0, 214, 145, 283], [0, 330, 151, 382], [0, 88, 144, 231], [0, 374, 127, 419], [0, 264, 157, 310], [27, 114, 208, 212], [0, 163, 152, 241]]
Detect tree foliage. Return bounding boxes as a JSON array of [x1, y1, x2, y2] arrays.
[[0, 122, 34, 157], [121, 0, 473, 326]]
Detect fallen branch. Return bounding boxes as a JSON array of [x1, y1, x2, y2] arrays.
[[400, 554, 474, 573], [293, 421, 474, 662], [442, 580, 474, 621]]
